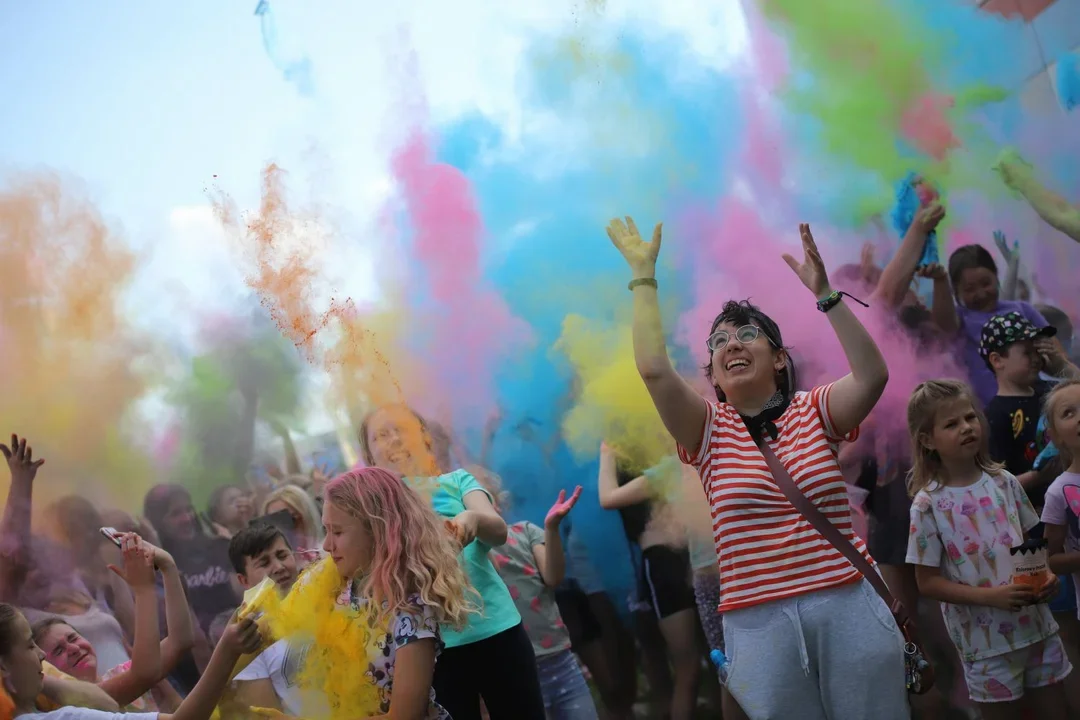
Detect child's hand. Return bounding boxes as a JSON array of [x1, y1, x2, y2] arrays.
[[1036, 573, 1061, 604], [219, 617, 264, 657], [544, 486, 583, 530], [915, 263, 947, 281], [985, 583, 1035, 611], [107, 534, 156, 589], [1035, 337, 1067, 374], [447, 511, 479, 547]]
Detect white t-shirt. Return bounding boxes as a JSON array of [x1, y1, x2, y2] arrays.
[[21, 709, 157, 720], [233, 638, 310, 717]]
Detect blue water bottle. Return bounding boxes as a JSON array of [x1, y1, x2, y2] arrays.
[[710, 649, 730, 684]]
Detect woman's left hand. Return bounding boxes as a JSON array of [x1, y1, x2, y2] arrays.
[[783, 223, 832, 298]]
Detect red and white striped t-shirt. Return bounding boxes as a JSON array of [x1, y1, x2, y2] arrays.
[[677, 383, 872, 613]]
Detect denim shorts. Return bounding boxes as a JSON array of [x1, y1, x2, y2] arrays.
[[536, 648, 600, 720]]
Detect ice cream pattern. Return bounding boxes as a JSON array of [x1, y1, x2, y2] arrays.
[[946, 540, 965, 565], [937, 496, 956, 528], [960, 619, 973, 646], [916, 534, 928, 562], [998, 529, 1013, 549], [977, 612, 993, 647], [963, 536, 981, 573], [960, 497, 980, 535], [997, 620, 1016, 650], [983, 677, 1013, 701], [982, 543, 998, 576]]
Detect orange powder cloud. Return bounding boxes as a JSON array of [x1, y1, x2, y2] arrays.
[[212, 164, 418, 423], [0, 173, 152, 509]]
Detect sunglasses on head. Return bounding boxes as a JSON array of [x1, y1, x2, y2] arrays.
[[707, 324, 768, 352]]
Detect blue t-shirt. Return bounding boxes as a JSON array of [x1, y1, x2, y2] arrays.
[[956, 300, 1048, 406], [405, 469, 521, 648]]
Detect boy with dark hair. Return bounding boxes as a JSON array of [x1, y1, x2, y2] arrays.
[[228, 524, 298, 589], [981, 312, 1079, 502], [227, 525, 311, 716]]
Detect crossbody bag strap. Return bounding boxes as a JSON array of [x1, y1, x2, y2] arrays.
[[759, 441, 910, 626]]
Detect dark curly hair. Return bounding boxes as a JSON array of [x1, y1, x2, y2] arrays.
[[703, 299, 798, 403]]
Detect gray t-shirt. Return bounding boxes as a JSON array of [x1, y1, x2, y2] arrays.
[[490, 521, 571, 658]]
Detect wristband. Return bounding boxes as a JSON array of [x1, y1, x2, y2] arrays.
[[816, 290, 869, 313], [628, 278, 658, 291]]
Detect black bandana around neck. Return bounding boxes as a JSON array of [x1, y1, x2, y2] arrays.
[[740, 390, 791, 447]]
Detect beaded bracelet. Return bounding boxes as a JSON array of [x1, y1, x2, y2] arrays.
[[816, 290, 869, 313]]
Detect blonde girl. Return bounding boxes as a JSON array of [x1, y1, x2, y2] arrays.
[[320, 466, 473, 719], [904, 379, 1069, 718], [1040, 380, 1080, 713], [262, 484, 324, 555]]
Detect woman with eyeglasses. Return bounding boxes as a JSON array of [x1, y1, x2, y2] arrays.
[[607, 218, 907, 719]]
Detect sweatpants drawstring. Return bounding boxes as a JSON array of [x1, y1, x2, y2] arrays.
[[783, 602, 811, 676]]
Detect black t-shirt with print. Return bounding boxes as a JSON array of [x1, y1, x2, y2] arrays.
[[172, 535, 241, 633], [986, 380, 1053, 508]]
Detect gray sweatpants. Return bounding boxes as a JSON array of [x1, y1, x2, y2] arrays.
[[722, 579, 910, 720]]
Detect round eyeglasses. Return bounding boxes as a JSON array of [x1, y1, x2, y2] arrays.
[[706, 324, 762, 352]]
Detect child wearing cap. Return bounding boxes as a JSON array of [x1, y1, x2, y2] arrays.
[[982, 311, 1080, 508]]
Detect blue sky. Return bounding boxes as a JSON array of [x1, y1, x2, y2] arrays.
[[0, 0, 746, 338], [0, 1, 746, 426]]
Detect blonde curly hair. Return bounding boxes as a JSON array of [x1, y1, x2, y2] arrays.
[[323, 467, 475, 629]]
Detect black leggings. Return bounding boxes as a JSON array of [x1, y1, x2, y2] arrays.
[[432, 622, 545, 720]]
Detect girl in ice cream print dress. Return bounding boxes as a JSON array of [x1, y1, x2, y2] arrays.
[[904, 380, 1071, 718]]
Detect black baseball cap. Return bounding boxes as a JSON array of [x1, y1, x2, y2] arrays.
[[979, 311, 1056, 361]]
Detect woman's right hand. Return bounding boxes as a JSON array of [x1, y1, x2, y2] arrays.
[[985, 583, 1035, 611], [607, 216, 662, 279]]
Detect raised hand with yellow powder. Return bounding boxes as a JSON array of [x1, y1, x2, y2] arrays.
[[994, 148, 1080, 243]]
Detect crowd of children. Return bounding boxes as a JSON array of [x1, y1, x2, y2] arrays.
[[2, 179, 1080, 720]]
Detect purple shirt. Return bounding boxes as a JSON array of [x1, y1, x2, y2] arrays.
[[956, 300, 1048, 406], [1041, 472, 1080, 619]]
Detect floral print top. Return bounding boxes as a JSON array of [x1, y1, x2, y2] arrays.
[[341, 583, 449, 719]]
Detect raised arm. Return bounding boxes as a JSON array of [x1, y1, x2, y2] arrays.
[[782, 225, 889, 436], [153, 546, 196, 672], [607, 217, 708, 454], [597, 443, 649, 510], [98, 535, 164, 707], [993, 232, 1021, 301], [0, 435, 44, 602], [874, 203, 945, 309], [41, 672, 121, 712], [161, 618, 264, 720], [996, 148, 1080, 243], [534, 486, 582, 588]]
